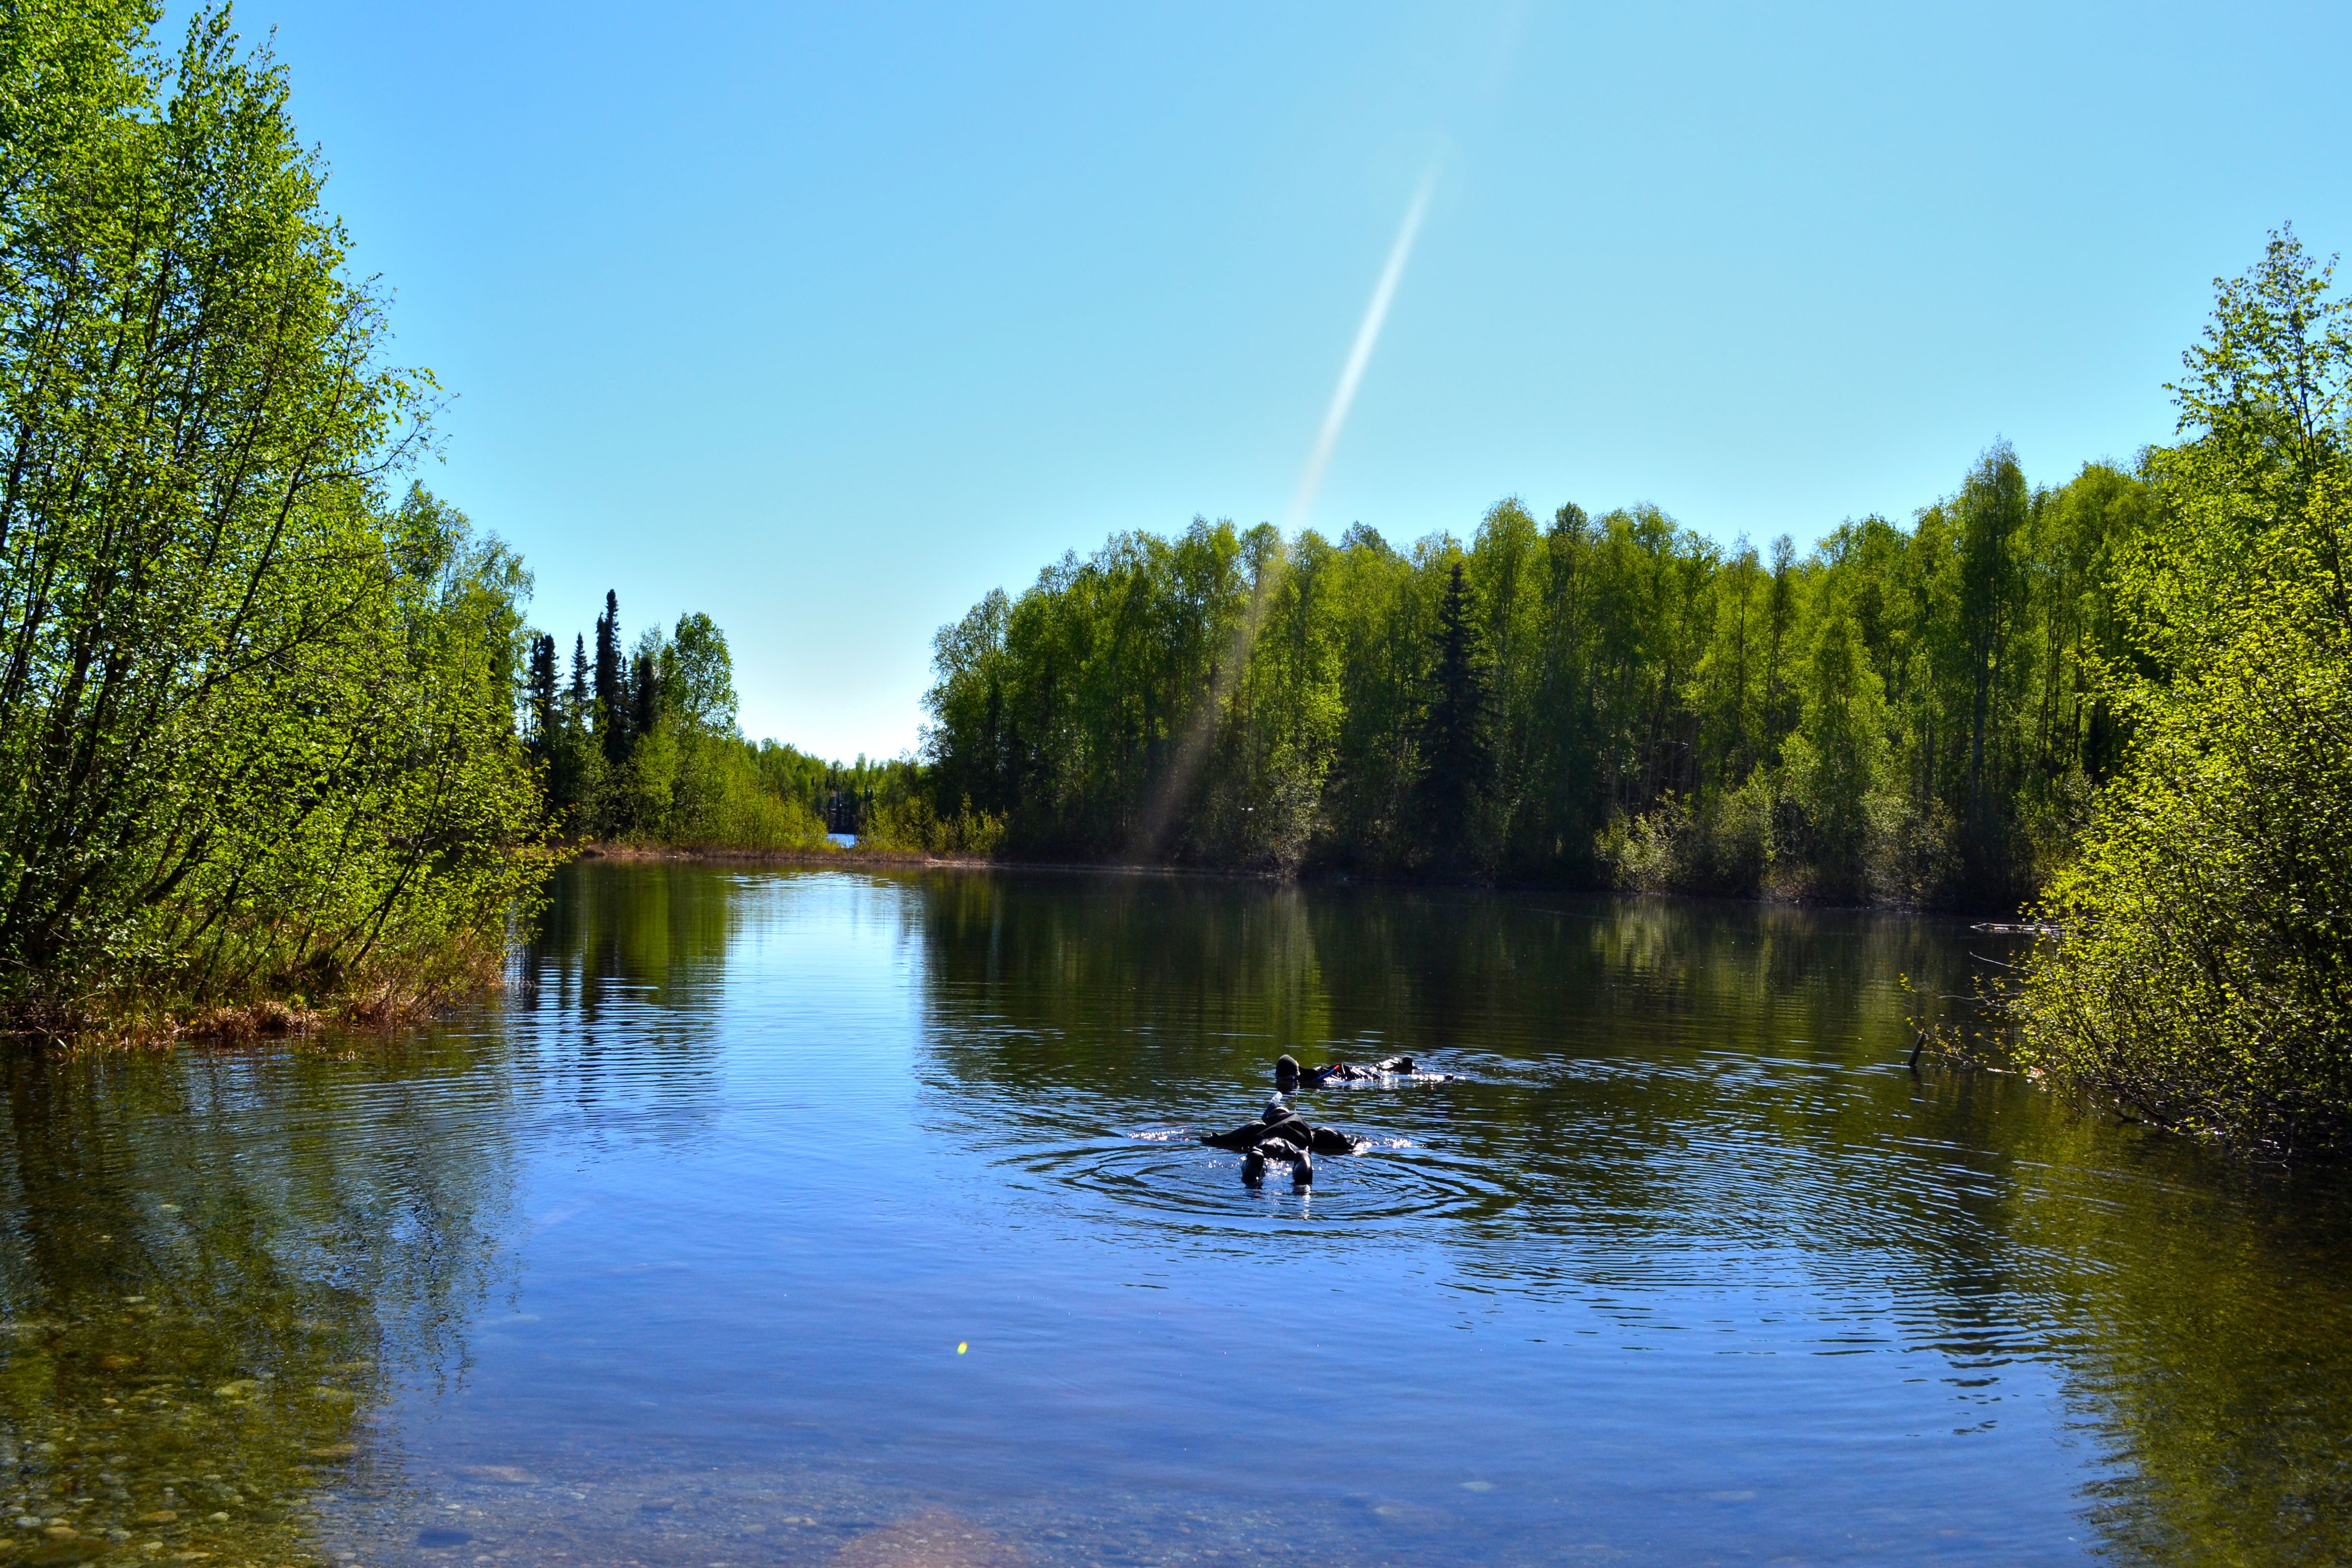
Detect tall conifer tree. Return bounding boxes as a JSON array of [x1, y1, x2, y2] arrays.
[[594, 591, 628, 763], [632, 648, 660, 740], [527, 634, 558, 759], [1419, 562, 1492, 863]]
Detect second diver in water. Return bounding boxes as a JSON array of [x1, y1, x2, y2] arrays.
[[1274, 1052, 1444, 1090]]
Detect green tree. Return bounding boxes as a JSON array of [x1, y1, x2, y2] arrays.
[[1417, 560, 1491, 867], [2015, 230, 2352, 1154], [0, 5, 545, 1019], [1783, 605, 1888, 897], [594, 589, 628, 765], [666, 611, 740, 733], [526, 632, 559, 765]]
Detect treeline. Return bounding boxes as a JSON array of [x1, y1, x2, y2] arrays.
[[520, 592, 819, 851], [0, 5, 545, 1026], [521, 591, 959, 852], [918, 452, 2147, 906]]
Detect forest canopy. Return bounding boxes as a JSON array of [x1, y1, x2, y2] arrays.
[[913, 448, 2148, 906]]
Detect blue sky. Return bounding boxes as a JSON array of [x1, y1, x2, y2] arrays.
[[185, 1, 2351, 759]]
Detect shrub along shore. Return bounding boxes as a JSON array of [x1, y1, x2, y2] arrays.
[[3, 7, 2345, 1154]]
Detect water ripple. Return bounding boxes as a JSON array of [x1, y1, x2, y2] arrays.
[[984, 1124, 1513, 1227]]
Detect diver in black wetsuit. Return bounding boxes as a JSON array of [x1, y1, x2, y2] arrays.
[[1199, 1100, 1357, 1185], [1198, 1100, 1357, 1155], [1242, 1143, 1304, 1186], [1274, 1051, 1435, 1090]]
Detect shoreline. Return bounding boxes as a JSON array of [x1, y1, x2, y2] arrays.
[[575, 843, 997, 871], [569, 843, 1999, 916], [573, 843, 1289, 883]]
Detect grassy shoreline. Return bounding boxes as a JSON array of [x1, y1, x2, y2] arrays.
[[10, 941, 514, 1053]]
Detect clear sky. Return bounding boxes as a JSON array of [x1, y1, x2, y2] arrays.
[[176, 1, 2352, 760]]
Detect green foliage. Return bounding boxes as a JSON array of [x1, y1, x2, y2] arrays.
[[2015, 229, 2352, 1154], [530, 593, 830, 852], [1417, 559, 1492, 868], [861, 766, 1007, 855], [0, 5, 546, 1021], [527, 600, 993, 855], [918, 465, 2143, 898], [1783, 601, 1888, 896], [2016, 610, 2352, 1152]]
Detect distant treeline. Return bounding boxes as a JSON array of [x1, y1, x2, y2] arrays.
[[915, 450, 2144, 907], [519, 594, 947, 852]]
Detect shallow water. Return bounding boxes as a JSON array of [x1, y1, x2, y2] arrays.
[[4, 864, 2350, 1567]]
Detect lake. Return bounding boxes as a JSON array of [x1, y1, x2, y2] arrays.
[[4, 862, 2349, 1566]]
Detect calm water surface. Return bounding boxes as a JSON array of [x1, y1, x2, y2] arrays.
[[4, 864, 2350, 1567]]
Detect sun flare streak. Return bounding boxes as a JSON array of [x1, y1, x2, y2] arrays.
[[1287, 160, 1441, 529], [1128, 161, 1443, 860]]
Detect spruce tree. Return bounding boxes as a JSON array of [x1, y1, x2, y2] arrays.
[[549, 632, 596, 831], [526, 633, 558, 760], [570, 634, 591, 717], [632, 647, 661, 740], [1418, 561, 1492, 866], [594, 591, 629, 763]]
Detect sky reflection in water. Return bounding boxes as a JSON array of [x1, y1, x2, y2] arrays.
[[3, 862, 2349, 1566]]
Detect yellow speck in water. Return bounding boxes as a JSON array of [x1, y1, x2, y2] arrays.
[[957, 1342, 968, 1355]]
